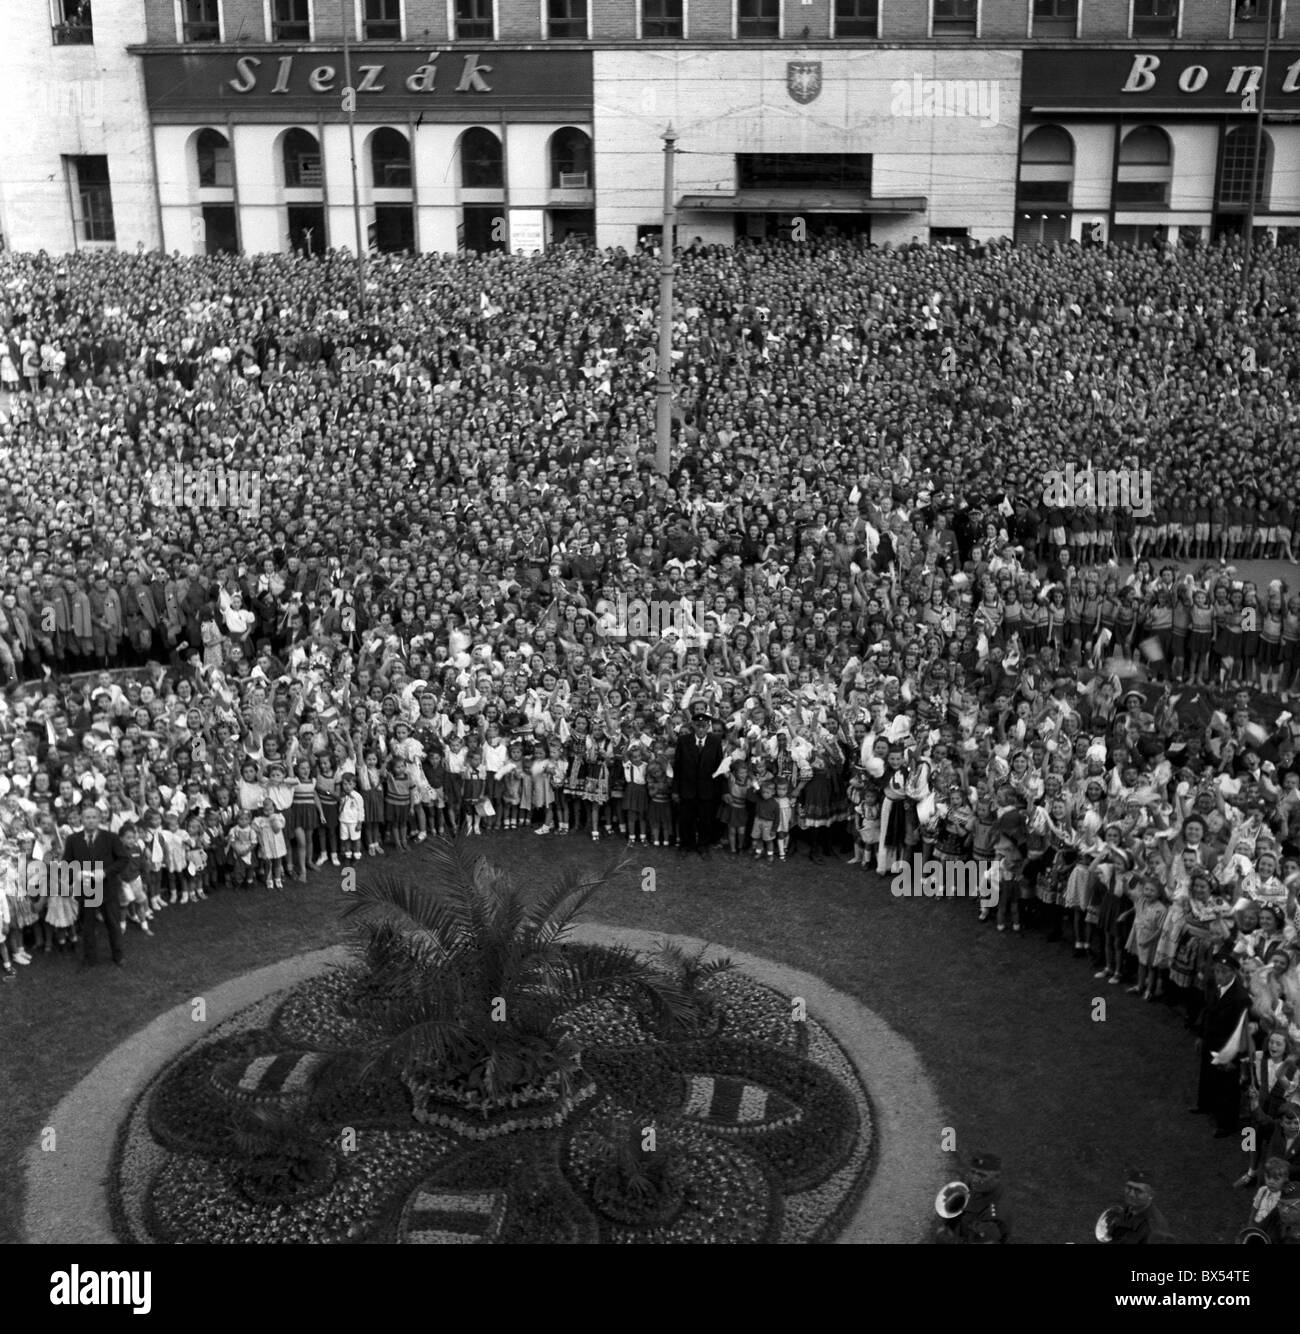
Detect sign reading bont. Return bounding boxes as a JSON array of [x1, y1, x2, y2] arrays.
[[1023, 48, 1300, 110], [137, 48, 592, 120]]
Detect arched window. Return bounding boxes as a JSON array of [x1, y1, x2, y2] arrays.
[[1017, 126, 1074, 206], [461, 128, 503, 189], [371, 128, 411, 189], [282, 128, 322, 188], [1116, 126, 1172, 206], [550, 128, 592, 189], [196, 128, 232, 188], [1220, 126, 1271, 208]]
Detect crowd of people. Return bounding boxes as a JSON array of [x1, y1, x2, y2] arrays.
[[2, 231, 1300, 1236]]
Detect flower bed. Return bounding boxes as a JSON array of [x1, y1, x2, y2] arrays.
[[112, 951, 874, 1244]]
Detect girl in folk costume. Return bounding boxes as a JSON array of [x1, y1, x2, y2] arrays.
[[847, 768, 883, 868], [720, 757, 753, 855], [463, 738, 489, 836], [646, 753, 673, 848], [253, 797, 287, 889], [142, 810, 166, 913], [1063, 811, 1106, 958], [501, 740, 526, 830], [1188, 587, 1215, 687], [184, 814, 209, 901], [531, 739, 559, 835], [1125, 876, 1168, 1000], [286, 759, 323, 881], [227, 808, 259, 886], [876, 743, 914, 875], [583, 731, 611, 841], [159, 810, 192, 904], [1094, 827, 1135, 985], [773, 774, 796, 861], [934, 779, 973, 864], [41, 812, 79, 943], [383, 754, 413, 851], [390, 722, 430, 843], [2, 831, 39, 958], [355, 744, 387, 856], [1258, 588, 1286, 697], [313, 753, 342, 867], [562, 730, 587, 835], [623, 743, 650, 846]]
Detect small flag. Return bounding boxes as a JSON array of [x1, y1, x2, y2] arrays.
[[1137, 635, 1165, 663], [1212, 1008, 1249, 1067]]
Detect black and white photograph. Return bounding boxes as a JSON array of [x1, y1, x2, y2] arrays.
[[2, 0, 1299, 1306]]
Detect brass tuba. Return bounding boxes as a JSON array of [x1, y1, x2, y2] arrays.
[[935, 1181, 970, 1219], [1095, 1206, 1125, 1242], [1235, 1226, 1273, 1245]]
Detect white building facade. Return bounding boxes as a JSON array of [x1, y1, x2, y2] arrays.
[[0, 0, 159, 252], [592, 47, 1022, 251]]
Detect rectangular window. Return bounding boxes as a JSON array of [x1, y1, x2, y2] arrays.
[[53, 0, 94, 44], [1031, 0, 1077, 36], [737, 153, 871, 190], [1018, 180, 1071, 204], [1132, 0, 1178, 38], [546, 0, 587, 38], [271, 0, 311, 41], [1219, 130, 1268, 206], [835, 0, 879, 36], [454, 0, 494, 38], [932, 0, 977, 36], [738, 0, 780, 37], [642, 0, 685, 37], [1234, 0, 1281, 36], [1114, 180, 1169, 205], [67, 155, 115, 243], [182, 0, 222, 41], [285, 147, 323, 188], [363, 0, 401, 38]]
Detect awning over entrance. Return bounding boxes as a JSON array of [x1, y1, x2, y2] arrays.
[[678, 191, 926, 213]]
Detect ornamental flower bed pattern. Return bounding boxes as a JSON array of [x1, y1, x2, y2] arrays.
[[110, 962, 875, 1244]]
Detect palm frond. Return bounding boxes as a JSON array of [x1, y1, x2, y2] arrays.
[[526, 857, 634, 949]]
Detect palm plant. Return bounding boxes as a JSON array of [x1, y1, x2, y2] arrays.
[[643, 939, 734, 1037], [230, 1104, 334, 1203], [340, 838, 698, 1114]]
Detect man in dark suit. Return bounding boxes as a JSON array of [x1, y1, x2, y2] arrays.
[[672, 709, 724, 855], [1193, 957, 1251, 1137], [65, 805, 132, 968]]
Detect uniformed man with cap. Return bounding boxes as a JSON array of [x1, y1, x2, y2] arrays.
[[1105, 1170, 1173, 1244], [934, 1151, 1010, 1244]]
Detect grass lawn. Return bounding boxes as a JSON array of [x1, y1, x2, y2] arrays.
[[0, 834, 1251, 1245]]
